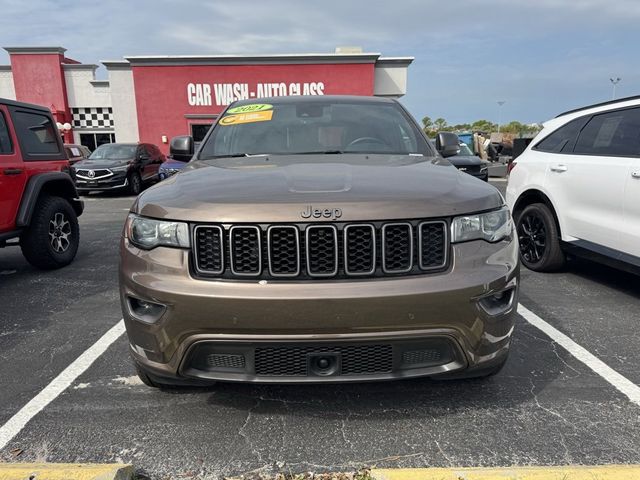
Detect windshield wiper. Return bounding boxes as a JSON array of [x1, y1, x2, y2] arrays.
[[290, 150, 344, 155], [201, 153, 269, 160]]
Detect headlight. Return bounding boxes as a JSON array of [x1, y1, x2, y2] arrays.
[[125, 214, 190, 249], [451, 206, 512, 243], [111, 165, 130, 172]]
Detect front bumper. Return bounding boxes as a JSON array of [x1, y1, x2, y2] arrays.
[[75, 173, 128, 191], [120, 237, 519, 383]]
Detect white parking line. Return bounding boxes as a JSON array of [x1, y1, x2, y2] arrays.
[[518, 304, 640, 406], [0, 320, 125, 451]]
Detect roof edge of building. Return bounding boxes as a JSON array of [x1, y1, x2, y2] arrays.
[[4, 46, 67, 55], [122, 52, 382, 66], [376, 56, 415, 66], [62, 63, 98, 71], [101, 60, 131, 70]]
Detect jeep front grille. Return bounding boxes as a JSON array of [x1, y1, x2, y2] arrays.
[[192, 220, 449, 280]]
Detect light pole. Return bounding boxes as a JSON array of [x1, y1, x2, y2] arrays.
[[610, 77, 621, 100], [497, 101, 506, 133]]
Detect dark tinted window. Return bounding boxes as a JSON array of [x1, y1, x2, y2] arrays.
[[534, 117, 587, 153], [0, 111, 12, 154], [12, 110, 60, 155], [139, 145, 151, 157], [574, 107, 640, 157]]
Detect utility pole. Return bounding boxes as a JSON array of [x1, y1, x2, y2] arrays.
[[497, 101, 506, 133], [610, 77, 621, 100]]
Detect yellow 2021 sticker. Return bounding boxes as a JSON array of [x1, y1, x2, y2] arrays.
[[227, 104, 273, 114], [219, 110, 273, 126]]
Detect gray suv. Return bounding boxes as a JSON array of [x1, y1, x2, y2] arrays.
[[119, 96, 519, 387]]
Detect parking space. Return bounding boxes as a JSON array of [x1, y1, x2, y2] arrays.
[[0, 183, 639, 479]]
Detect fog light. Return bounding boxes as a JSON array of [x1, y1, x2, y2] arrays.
[[127, 296, 166, 323], [478, 287, 515, 316]]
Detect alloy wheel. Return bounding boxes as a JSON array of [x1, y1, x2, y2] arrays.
[[48, 212, 72, 253], [518, 212, 547, 264]]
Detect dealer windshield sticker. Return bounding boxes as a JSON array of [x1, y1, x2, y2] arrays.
[[227, 104, 273, 114], [219, 110, 274, 126]]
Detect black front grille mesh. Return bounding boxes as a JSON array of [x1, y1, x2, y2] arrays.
[[207, 353, 246, 369], [254, 344, 393, 376], [306, 226, 337, 276], [230, 227, 261, 275], [268, 226, 299, 276], [419, 222, 447, 269], [194, 226, 223, 273], [344, 225, 375, 274], [193, 220, 448, 280], [383, 223, 412, 272]]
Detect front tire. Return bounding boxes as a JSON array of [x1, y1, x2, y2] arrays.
[[20, 195, 80, 269], [128, 171, 142, 195], [516, 203, 565, 272]]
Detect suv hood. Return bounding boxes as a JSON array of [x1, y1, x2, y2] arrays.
[[133, 155, 503, 222], [74, 158, 133, 169], [448, 155, 487, 167]]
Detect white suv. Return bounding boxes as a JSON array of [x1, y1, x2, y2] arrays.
[[506, 96, 640, 273]]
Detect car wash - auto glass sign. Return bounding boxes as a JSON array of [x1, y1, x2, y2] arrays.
[[187, 81, 326, 106]]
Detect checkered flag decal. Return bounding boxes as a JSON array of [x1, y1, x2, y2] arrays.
[[71, 107, 114, 129]]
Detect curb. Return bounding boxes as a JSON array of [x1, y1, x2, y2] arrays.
[[371, 465, 640, 480], [0, 463, 132, 480]]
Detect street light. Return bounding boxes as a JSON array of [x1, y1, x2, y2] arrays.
[[610, 77, 621, 100], [497, 101, 506, 134]]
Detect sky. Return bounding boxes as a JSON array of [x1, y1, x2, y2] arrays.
[[1, 0, 638, 126]]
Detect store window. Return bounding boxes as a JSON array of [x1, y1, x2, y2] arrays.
[[80, 132, 116, 152], [191, 124, 212, 143]]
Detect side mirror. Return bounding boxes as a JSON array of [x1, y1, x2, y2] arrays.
[[170, 135, 194, 161], [435, 132, 461, 158]]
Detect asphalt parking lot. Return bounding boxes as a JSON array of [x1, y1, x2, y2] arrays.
[[1, 181, 639, 479]]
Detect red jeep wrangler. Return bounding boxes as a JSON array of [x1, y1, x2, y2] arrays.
[[0, 98, 83, 269]]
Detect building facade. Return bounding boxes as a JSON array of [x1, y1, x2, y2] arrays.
[[0, 46, 413, 153]]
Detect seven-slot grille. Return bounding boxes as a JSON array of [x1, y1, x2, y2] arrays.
[[193, 220, 448, 280]]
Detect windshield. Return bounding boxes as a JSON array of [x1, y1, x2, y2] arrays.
[[458, 144, 473, 155], [199, 100, 433, 160], [89, 144, 136, 160]]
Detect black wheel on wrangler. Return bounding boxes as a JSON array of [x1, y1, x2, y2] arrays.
[[20, 195, 79, 269], [129, 171, 142, 195], [517, 203, 565, 272]]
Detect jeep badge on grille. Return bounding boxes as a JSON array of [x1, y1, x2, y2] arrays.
[[301, 205, 343, 220]]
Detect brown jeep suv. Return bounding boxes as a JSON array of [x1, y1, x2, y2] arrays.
[[119, 96, 519, 387]]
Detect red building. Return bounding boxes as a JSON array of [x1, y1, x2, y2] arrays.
[[0, 47, 413, 153]]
